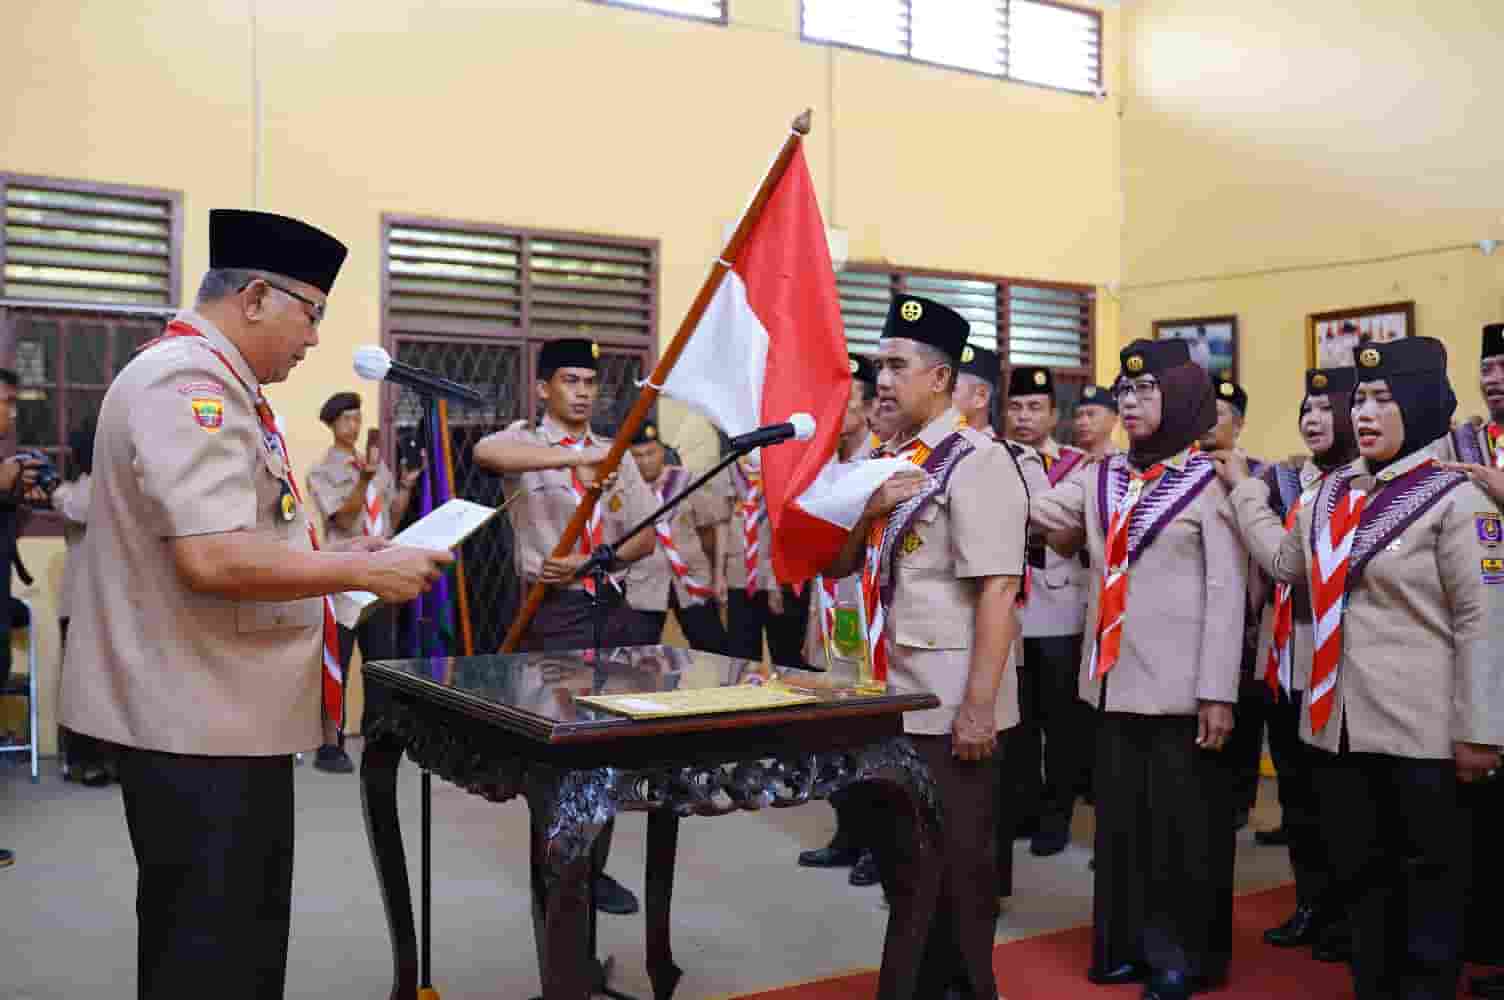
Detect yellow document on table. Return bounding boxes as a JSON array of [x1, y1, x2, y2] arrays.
[[577, 686, 817, 719]]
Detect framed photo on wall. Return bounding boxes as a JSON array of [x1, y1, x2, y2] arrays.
[[1152, 315, 1238, 381], [1307, 301, 1415, 369]]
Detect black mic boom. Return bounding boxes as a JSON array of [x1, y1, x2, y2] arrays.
[[726, 413, 816, 451], [353, 346, 486, 405]]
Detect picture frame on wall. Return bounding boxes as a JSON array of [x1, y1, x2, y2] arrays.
[[1152, 315, 1238, 381], [1307, 301, 1415, 369]]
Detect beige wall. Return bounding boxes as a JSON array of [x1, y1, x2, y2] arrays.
[[1117, 0, 1504, 460], [1, 0, 1121, 750]]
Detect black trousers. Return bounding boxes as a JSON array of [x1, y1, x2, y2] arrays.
[[628, 595, 729, 655], [725, 586, 810, 668], [1313, 749, 1467, 1000], [1226, 675, 1269, 817], [1004, 633, 1086, 836], [1265, 688, 1333, 911], [58, 616, 112, 772], [1463, 773, 1504, 962], [1093, 713, 1235, 982], [333, 604, 397, 745], [116, 747, 295, 1000]]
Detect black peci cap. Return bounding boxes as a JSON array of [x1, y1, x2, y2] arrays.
[[319, 391, 362, 425], [1078, 384, 1118, 412], [1483, 323, 1504, 361], [631, 421, 662, 446], [1212, 376, 1249, 416], [881, 294, 969, 363], [1008, 365, 1054, 399], [537, 338, 600, 380], [1120, 338, 1191, 377], [1305, 367, 1357, 397], [1354, 336, 1448, 379], [209, 209, 348, 294], [958, 344, 1000, 385], [848, 354, 877, 387]]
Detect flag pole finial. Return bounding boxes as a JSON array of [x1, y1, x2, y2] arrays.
[[792, 109, 813, 135]]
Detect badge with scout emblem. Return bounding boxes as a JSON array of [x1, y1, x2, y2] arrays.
[[191, 397, 224, 432], [1477, 512, 1503, 549], [279, 481, 298, 523], [898, 530, 923, 556]]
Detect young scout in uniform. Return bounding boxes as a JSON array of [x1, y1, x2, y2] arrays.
[[1072, 384, 1120, 459], [624, 420, 730, 653], [473, 336, 659, 916], [1004, 364, 1092, 857], [305, 391, 421, 773], [1217, 336, 1504, 1000], [721, 451, 809, 668], [59, 210, 452, 1000], [1222, 367, 1357, 955], [1031, 338, 1244, 1000], [824, 294, 1028, 999]]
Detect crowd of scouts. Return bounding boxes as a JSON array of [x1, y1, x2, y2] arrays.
[[42, 208, 1504, 1000]]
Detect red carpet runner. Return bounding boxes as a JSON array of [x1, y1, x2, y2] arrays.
[[731, 884, 1486, 999]]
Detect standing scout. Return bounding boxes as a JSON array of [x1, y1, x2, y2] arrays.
[[1032, 339, 1245, 1000], [722, 450, 809, 667], [305, 391, 421, 773], [1004, 364, 1091, 858], [824, 294, 1028, 999], [60, 210, 452, 1000], [624, 420, 730, 653], [474, 336, 659, 916], [1439, 322, 1504, 467], [1072, 384, 1120, 459], [1217, 336, 1504, 1000]]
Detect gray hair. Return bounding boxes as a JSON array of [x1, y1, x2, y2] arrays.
[[195, 268, 272, 305], [913, 342, 958, 393]]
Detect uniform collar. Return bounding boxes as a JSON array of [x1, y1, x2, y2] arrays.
[[539, 413, 596, 446], [1299, 457, 1324, 488], [173, 309, 260, 396], [1353, 444, 1435, 486], [886, 405, 962, 455]]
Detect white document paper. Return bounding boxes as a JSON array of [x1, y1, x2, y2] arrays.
[[333, 498, 498, 628]]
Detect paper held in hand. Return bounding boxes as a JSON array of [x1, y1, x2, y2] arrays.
[[333, 498, 498, 628]]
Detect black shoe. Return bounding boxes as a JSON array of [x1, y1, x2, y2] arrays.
[[1312, 923, 1352, 964], [849, 850, 880, 887], [79, 764, 111, 788], [1254, 826, 1289, 846], [798, 844, 860, 868], [1087, 962, 1148, 985], [0, 848, 12, 869], [313, 744, 354, 774], [593, 873, 640, 915], [1471, 972, 1504, 997], [1263, 905, 1327, 947], [1143, 969, 1194, 1000], [1030, 829, 1070, 857], [1013, 817, 1041, 841]]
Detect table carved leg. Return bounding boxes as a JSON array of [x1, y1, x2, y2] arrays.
[[360, 730, 420, 1000], [644, 811, 682, 1000]]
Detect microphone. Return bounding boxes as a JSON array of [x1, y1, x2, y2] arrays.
[[353, 345, 486, 405], [726, 413, 817, 451]]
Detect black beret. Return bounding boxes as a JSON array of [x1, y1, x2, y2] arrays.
[[1120, 338, 1190, 377], [1354, 336, 1448, 379], [881, 294, 969, 363], [958, 344, 999, 385], [631, 421, 663, 446], [1483, 323, 1504, 361], [538, 338, 599, 379], [1008, 365, 1054, 399], [319, 391, 362, 425], [1305, 367, 1357, 397], [1078, 384, 1118, 412], [209, 209, 347, 295], [848, 354, 877, 387], [1212, 377, 1249, 416]]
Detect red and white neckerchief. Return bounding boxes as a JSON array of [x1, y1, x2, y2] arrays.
[[1264, 476, 1323, 696], [145, 321, 345, 728], [1306, 485, 1370, 732], [1489, 423, 1504, 469], [559, 434, 610, 597], [860, 439, 931, 684], [740, 464, 766, 597], [361, 476, 386, 537], [649, 472, 713, 604], [1088, 459, 1169, 679]]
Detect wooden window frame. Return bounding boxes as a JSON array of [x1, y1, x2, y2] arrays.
[[799, 0, 1104, 97], [590, 0, 729, 27]]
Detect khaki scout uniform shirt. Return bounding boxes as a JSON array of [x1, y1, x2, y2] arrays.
[[626, 466, 728, 613], [1031, 448, 1247, 716], [492, 415, 657, 592], [1242, 458, 1322, 694], [1018, 437, 1091, 638], [1231, 447, 1504, 758], [308, 447, 398, 545], [60, 310, 322, 755], [722, 458, 773, 592], [881, 407, 1029, 736], [53, 473, 91, 622]]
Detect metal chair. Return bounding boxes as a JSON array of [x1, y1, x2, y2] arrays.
[[0, 596, 40, 783]]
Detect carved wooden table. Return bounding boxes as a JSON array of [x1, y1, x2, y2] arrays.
[[360, 645, 943, 1000]]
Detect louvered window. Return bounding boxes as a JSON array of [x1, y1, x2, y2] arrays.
[[802, 0, 1102, 96], [593, 0, 727, 23], [1, 174, 181, 307]]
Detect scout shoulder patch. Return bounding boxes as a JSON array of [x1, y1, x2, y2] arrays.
[[1483, 557, 1504, 585], [1477, 511, 1502, 548], [898, 529, 923, 556], [191, 397, 224, 431]]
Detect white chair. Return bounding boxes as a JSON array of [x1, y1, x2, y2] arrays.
[[1, 596, 40, 783]]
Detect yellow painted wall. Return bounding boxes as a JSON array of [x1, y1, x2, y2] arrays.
[[1117, 0, 1504, 461], [1, 0, 1122, 752]]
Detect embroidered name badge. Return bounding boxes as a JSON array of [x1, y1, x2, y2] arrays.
[[176, 380, 224, 398], [1483, 558, 1504, 586], [1476, 512, 1502, 549], [899, 530, 924, 556], [190, 397, 224, 431]]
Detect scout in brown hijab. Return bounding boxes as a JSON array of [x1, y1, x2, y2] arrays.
[[1032, 338, 1245, 1000]]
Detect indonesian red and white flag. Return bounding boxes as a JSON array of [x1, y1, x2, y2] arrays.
[[664, 146, 904, 583]]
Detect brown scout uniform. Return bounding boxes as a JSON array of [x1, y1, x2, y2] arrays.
[[61, 309, 323, 756], [53, 471, 91, 624], [307, 447, 398, 545], [626, 466, 728, 613]]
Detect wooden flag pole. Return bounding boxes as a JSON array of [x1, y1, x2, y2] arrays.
[[500, 108, 814, 652]]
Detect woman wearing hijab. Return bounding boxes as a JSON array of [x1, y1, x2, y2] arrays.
[[1214, 368, 1358, 957], [1217, 336, 1504, 1000], [1032, 338, 1246, 1000]]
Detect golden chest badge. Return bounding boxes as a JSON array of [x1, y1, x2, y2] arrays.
[[278, 482, 298, 523], [191, 397, 224, 432], [1476, 512, 1502, 549], [898, 530, 924, 557], [608, 494, 623, 513]]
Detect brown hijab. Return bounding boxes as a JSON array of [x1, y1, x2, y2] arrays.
[[1118, 339, 1216, 469]]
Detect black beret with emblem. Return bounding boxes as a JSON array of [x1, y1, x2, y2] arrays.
[[1008, 365, 1054, 399], [1305, 367, 1356, 397], [1120, 337, 1190, 377], [537, 337, 599, 380], [1211, 376, 1249, 416], [958, 344, 999, 385], [849, 354, 877, 387], [1483, 323, 1504, 361], [631, 421, 662, 446], [1353, 335, 1448, 379], [209, 209, 348, 294], [1078, 384, 1118, 413], [881, 294, 969, 363], [319, 391, 362, 426]]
